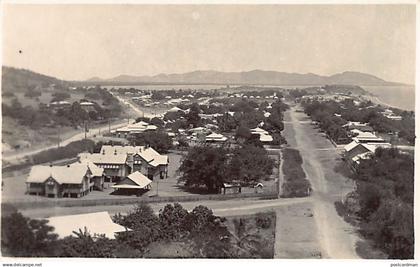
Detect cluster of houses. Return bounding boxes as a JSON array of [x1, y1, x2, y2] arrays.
[[341, 121, 391, 167], [113, 120, 158, 138], [381, 108, 402, 121], [228, 92, 280, 99], [26, 145, 169, 198]]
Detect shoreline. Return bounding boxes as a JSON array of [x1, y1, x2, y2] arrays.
[[364, 94, 414, 111]]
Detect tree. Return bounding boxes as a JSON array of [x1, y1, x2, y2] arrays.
[[228, 145, 275, 185], [129, 131, 173, 153], [55, 229, 117, 258], [185, 103, 201, 127], [186, 205, 233, 258], [158, 203, 190, 241], [351, 148, 414, 259], [178, 146, 228, 193], [150, 117, 164, 128], [1, 212, 58, 257], [235, 124, 252, 141], [113, 203, 161, 253]]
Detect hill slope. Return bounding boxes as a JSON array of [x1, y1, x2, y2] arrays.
[[2, 66, 71, 93]]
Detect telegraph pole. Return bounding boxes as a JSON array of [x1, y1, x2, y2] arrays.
[[57, 127, 61, 148], [84, 120, 87, 139]]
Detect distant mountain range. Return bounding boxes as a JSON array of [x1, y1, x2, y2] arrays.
[[1, 67, 407, 94], [86, 69, 406, 86]]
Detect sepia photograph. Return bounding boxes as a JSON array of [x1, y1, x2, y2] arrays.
[[0, 1, 417, 264]]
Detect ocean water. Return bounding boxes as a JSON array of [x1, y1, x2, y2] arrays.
[[361, 85, 415, 111]]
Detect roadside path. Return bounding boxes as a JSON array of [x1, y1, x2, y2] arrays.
[[2, 121, 128, 162]]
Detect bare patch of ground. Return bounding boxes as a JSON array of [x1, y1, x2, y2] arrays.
[[274, 201, 322, 259]]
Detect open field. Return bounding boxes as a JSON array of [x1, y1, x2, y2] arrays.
[[274, 201, 322, 258]]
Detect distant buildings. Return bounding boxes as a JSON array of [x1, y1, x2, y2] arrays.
[[205, 132, 228, 142], [113, 121, 157, 138], [381, 109, 402, 120], [250, 127, 273, 143]]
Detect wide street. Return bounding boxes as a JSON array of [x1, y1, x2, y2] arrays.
[[282, 104, 360, 258]]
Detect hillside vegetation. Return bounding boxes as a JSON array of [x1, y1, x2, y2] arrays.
[[2, 66, 71, 93]]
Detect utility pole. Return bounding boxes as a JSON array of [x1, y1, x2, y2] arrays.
[[84, 120, 87, 140], [156, 179, 159, 196], [57, 127, 61, 148]]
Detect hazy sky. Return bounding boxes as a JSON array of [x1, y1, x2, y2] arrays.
[[2, 4, 416, 83]]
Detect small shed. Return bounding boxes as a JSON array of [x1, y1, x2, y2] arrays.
[[111, 171, 152, 196], [220, 183, 242, 194]]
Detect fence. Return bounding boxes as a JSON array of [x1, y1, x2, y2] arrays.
[[6, 191, 279, 210]]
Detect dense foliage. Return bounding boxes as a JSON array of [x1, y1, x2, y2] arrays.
[[128, 131, 173, 153], [302, 99, 415, 145], [178, 145, 275, 192], [351, 148, 414, 259], [281, 148, 311, 197], [1, 203, 272, 258], [31, 139, 95, 165], [2, 88, 123, 129]]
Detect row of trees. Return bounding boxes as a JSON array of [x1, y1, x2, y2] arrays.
[[2, 203, 273, 258], [302, 100, 352, 144], [178, 145, 275, 193], [302, 98, 415, 145], [351, 148, 414, 258]]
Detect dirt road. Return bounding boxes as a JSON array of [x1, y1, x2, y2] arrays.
[[283, 105, 360, 259], [2, 121, 128, 162]]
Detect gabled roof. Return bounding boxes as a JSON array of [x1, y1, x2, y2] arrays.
[[26, 164, 90, 184], [168, 106, 183, 113], [79, 152, 128, 165], [98, 145, 168, 167], [72, 162, 104, 177], [351, 152, 373, 164], [141, 147, 168, 167], [250, 127, 268, 134], [121, 171, 152, 188], [259, 133, 273, 142], [100, 145, 142, 155], [47, 212, 130, 239], [344, 141, 359, 152]]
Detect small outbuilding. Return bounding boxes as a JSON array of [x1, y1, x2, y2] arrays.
[[111, 171, 152, 196]]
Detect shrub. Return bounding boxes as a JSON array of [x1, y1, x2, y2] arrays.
[[255, 212, 272, 229], [31, 139, 95, 165]]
